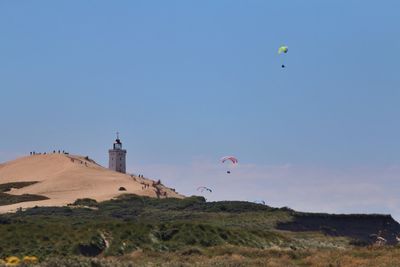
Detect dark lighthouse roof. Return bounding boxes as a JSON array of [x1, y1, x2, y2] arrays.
[[114, 132, 122, 145], [112, 132, 123, 150]]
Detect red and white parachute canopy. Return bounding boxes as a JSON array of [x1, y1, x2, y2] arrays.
[[220, 156, 238, 164]]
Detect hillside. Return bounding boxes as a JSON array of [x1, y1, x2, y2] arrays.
[[2, 155, 400, 266], [0, 154, 183, 213], [277, 212, 400, 245], [0, 195, 400, 266]]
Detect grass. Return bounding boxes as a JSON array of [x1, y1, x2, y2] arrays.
[[3, 246, 399, 267], [0, 182, 39, 192], [0, 194, 399, 266], [0, 182, 48, 206], [0, 195, 299, 260]]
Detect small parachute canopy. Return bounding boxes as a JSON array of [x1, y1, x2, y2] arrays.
[[221, 156, 238, 164], [278, 46, 288, 54], [197, 186, 212, 193]]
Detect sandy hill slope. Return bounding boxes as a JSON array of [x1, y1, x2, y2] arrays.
[[0, 154, 183, 212]]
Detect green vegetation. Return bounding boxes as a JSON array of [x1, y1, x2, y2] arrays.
[[3, 246, 400, 266], [0, 195, 295, 259], [0, 194, 399, 266], [0, 182, 48, 206], [0, 182, 39, 192]]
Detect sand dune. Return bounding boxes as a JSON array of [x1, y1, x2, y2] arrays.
[[0, 154, 183, 213]]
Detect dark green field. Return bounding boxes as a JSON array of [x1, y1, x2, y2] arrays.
[[1, 194, 400, 266]]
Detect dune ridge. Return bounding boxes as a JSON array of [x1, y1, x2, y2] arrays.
[[0, 154, 183, 213]]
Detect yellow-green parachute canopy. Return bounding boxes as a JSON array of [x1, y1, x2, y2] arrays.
[[278, 46, 288, 54]]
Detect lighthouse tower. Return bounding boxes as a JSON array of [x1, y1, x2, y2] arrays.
[[108, 132, 127, 173]]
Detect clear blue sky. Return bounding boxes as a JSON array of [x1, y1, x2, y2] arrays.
[[1, 1, 400, 217]]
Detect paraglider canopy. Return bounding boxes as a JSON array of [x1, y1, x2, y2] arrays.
[[221, 156, 238, 164], [197, 186, 212, 193], [278, 46, 288, 54]]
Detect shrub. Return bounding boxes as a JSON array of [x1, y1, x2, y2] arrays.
[[72, 198, 98, 207]]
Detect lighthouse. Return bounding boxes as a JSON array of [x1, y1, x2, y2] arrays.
[[108, 132, 127, 173]]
